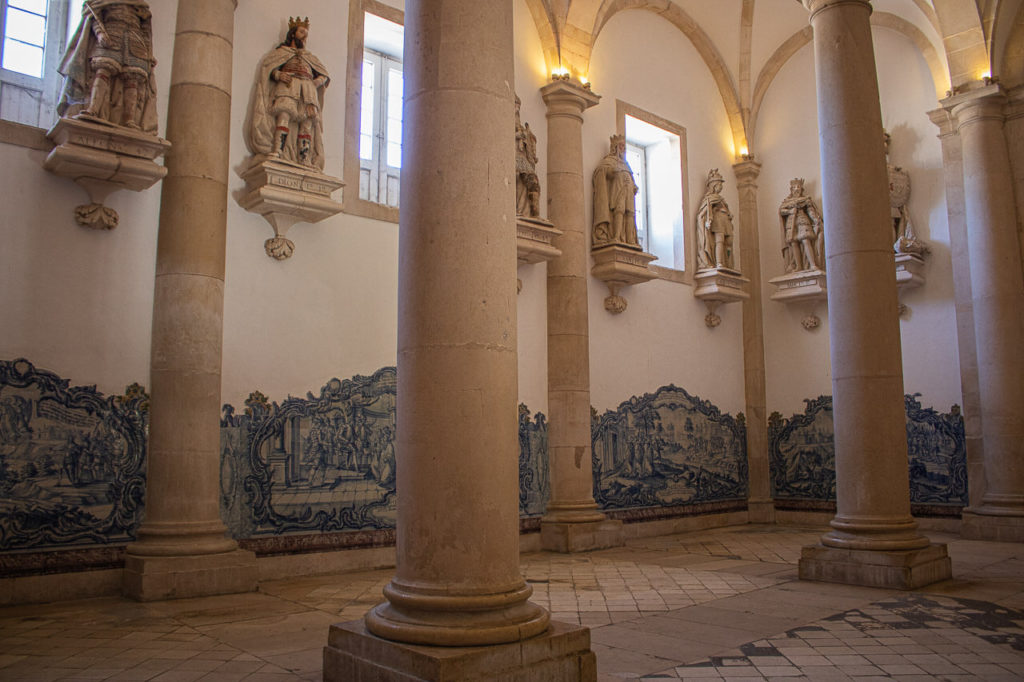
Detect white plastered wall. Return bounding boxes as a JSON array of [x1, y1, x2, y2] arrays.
[[221, 0, 401, 408], [514, 0, 551, 414], [0, 0, 179, 396], [585, 9, 746, 415], [757, 26, 961, 417]]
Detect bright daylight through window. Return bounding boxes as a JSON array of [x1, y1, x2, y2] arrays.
[[624, 113, 685, 271], [358, 11, 403, 208], [0, 0, 76, 127]]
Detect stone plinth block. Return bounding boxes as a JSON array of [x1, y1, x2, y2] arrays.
[[895, 253, 926, 289], [324, 618, 596, 682], [798, 543, 951, 590], [122, 549, 258, 601], [961, 510, 1024, 542], [768, 269, 828, 303], [517, 216, 562, 264], [43, 117, 171, 230], [694, 267, 750, 327], [237, 156, 344, 260], [590, 244, 657, 314], [540, 519, 624, 553]]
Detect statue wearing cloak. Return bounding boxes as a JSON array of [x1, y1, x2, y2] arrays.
[[247, 22, 330, 170], [592, 134, 639, 248]]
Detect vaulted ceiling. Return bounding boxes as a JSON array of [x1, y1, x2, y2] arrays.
[[522, 0, 1023, 154]]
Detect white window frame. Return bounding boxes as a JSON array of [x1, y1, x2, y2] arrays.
[[624, 140, 649, 253], [343, 0, 403, 223], [618, 100, 692, 285], [0, 0, 73, 129], [358, 47, 402, 209]]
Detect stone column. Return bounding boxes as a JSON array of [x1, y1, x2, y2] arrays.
[[539, 80, 623, 553], [325, 2, 595, 679], [947, 85, 1024, 542], [123, 0, 257, 600], [796, 0, 950, 589], [733, 159, 773, 523], [927, 108, 985, 514]]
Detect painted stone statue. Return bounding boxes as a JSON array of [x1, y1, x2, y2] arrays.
[[779, 177, 824, 273], [56, 0, 158, 133], [885, 132, 928, 255], [247, 17, 331, 170], [515, 95, 540, 217], [695, 168, 735, 270], [592, 134, 640, 249]]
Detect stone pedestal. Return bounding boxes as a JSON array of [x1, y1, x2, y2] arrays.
[[517, 216, 562, 264], [800, 544, 951, 590], [123, 551, 257, 602], [325, 620, 596, 682], [693, 267, 749, 327], [541, 519, 624, 553], [769, 269, 828, 331], [238, 155, 344, 260], [43, 116, 170, 229], [590, 243, 657, 314], [768, 269, 828, 303], [961, 510, 1024, 542]]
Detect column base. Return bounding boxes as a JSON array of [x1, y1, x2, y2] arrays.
[[540, 519, 624, 553], [798, 543, 951, 590], [747, 499, 776, 523], [122, 549, 258, 601], [961, 509, 1024, 542], [325, 618, 596, 682]]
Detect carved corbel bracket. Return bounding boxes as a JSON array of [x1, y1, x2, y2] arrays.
[[769, 268, 828, 331], [894, 252, 926, 318], [590, 244, 657, 314], [693, 268, 750, 327], [516, 215, 563, 294], [238, 155, 344, 260], [43, 117, 170, 230], [895, 253, 926, 289], [517, 216, 562, 264]]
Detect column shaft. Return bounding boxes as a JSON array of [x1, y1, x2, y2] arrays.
[[543, 82, 602, 524], [125, 0, 256, 601], [733, 160, 773, 522], [927, 108, 986, 512], [806, 0, 926, 550], [951, 88, 1024, 538], [363, 0, 548, 646]]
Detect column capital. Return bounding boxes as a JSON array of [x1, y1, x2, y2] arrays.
[[943, 83, 1008, 131], [541, 80, 601, 119], [800, 0, 872, 20], [927, 107, 957, 138], [732, 159, 762, 187]]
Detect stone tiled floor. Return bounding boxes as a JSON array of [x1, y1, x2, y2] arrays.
[[1, 525, 1022, 681]]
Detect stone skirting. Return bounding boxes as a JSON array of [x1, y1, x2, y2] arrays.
[[605, 499, 748, 523], [773, 499, 963, 519]]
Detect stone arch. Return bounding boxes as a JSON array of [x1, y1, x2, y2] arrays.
[[589, 1, 747, 157], [747, 13, 950, 150], [931, 0, 990, 88], [522, 0, 562, 75], [994, 0, 1024, 86]]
